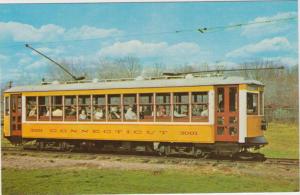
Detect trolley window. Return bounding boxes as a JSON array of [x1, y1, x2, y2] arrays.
[[192, 92, 208, 122], [108, 95, 121, 121], [26, 96, 37, 121], [173, 93, 189, 122], [5, 96, 9, 116], [51, 96, 63, 121], [65, 96, 77, 121], [139, 93, 154, 121], [38, 96, 50, 121], [247, 93, 258, 115], [156, 93, 171, 122], [78, 95, 91, 121], [123, 94, 137, 121], [93, 95, 106, 121]]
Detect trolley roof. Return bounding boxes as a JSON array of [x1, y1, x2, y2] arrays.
[[5, 76, 263, 93]]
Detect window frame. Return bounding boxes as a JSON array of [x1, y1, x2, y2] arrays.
[[78, 95, 91, 121], [247, 92, 259, 115], [155, 93, 171, 122], [5, 96, 9, 116], [191, 92, 209, 122], [26, 96, 37, 121], [38, 96, 51, 121], [139, 93, 154, 122], [173, 92, 189, 122], [92, 94, 107, 121]]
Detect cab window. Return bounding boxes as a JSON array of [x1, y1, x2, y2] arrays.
[[26, 96, 37, 121], [247, 93, 258, 115], [5, 96, 9, 116]]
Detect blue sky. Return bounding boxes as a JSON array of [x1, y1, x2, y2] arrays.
[[0, 1, 298, 87]]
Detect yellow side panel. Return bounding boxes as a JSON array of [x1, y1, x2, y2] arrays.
[[3, 116, 10, 137], [22, 123, 215, 143], [22, 86, 214, 96], [247, 116, 263, 137]]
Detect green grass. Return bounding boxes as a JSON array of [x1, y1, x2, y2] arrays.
[[260, 122, 299, 159], [2, 168, 298, 194]]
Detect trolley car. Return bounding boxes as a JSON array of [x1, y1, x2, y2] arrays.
[[3, 75, 267, 157]]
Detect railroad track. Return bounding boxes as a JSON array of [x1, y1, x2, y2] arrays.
[[2, 146, 299, 166]]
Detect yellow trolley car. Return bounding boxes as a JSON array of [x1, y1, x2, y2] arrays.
[[3, 75, 267, 157]]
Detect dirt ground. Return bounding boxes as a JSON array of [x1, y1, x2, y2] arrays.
[[2, 152, 299, 180]]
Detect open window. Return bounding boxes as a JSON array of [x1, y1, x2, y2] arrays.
[[173, 93, 189, 122], [51, 96, 63, 121], [108, 95, 121, 121], [26, 96, 37, 121], [38, 96, 50, 121], [247, 93, 258, 115], [65, 96, 77, 121], [139, 93, 154, 121], [123, 94, 137, 121], [192, 92, 208, 122], [156, 93, 171, 122], [93, 95, 106, 121], [78, 95, 91, 121]]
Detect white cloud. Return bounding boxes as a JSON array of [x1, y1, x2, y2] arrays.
[[226, 37, 292, 58], [98, 40, 209, 64], [241, 12, 297, 37], [25, 60, 48, 69], [0, 21, 122, 42], [66, 26, 122, 40], [0, 54, 9, 63], [262, 57, 298, 66]]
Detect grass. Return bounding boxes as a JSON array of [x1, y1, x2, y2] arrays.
[[2, 168, 299, 194], [260, 122, 299, 159]]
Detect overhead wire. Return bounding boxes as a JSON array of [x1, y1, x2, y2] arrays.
[[0, 16, 297, 49]]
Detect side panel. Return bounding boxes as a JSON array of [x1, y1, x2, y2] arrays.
[[3, 116, 10, 137], [238, 89, 247, 143], [22, 123, 215, 143], [247, 115, 263, 137]]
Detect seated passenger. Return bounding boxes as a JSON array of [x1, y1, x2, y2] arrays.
[[94, 108, 104, 120], [174, 110, 187, 118], [201, 105, 208, 117], [157, 106, 167, 117], [28, 106, 37, 117], [52, 108, 62, 117], [79, 110, 87, 120], [125, 107, 137, 120], [68, 106, 76, 116], [110, 106, 120, 119], [192, 105, 202, 116]]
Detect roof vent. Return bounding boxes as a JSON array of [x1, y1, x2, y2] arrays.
[[92, 78, 99, 83], [135, 76, 144, 81], [185, 74, 194, 79]]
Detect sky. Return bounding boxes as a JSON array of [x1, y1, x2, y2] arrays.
[[0, 1, 298, 87]]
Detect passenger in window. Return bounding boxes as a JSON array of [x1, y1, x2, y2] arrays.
[[79, 109, 87, 120], [157, 106, 167, 117], [94, 107, 104, 120], [125, 106, 137, 120], [43, 107, 50, 116], [52, 107, 62, 116], [174, 109, 187, 118], [67, 106, 76, 116], [110, 106, 120, 119], [139, 106, 144, 119], [201, 105, 208, 117], [29, 106, 37, 117], [192, 105, 201, 116]]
